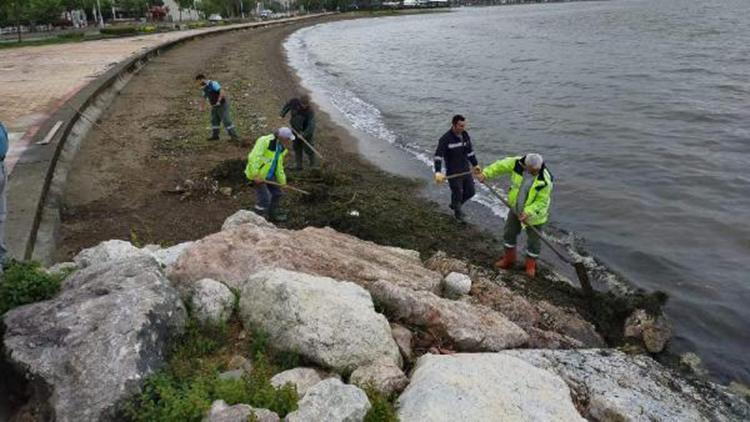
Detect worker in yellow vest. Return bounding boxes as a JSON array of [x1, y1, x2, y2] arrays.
[[244, 127, 294, 222], [478, 153, 553, 277]]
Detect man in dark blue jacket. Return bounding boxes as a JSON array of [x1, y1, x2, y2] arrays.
[[434, 115, 482, 222]]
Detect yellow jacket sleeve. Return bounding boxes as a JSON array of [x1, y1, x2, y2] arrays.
[[483, 156, 518, 180]]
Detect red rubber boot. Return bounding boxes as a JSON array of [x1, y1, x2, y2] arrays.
[[494, 248, 517, 270], [525, 257, 537, 278]]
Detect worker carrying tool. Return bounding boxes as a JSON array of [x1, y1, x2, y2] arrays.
[[280, 94, 316, 170], [196, 74, 240, 142], [434, 114, 482, 223], [245, 127, 294, 222], [477, 153, 553, 278]]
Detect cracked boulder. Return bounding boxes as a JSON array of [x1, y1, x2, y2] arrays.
[[168, 225, 441, 293], [239, 269, 402, 372], [3, 255, 186, 421]]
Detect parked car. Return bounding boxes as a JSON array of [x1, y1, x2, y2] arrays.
[[208, 14, 223, 22], [259, 10, 273, 19]]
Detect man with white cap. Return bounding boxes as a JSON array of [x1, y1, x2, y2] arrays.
[[478, 153, 553, 277], [245, 127, 295, 222]]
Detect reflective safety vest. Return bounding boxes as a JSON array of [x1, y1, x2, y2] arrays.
[[483, 155, 553, 226], [245, 134, 288, 185]]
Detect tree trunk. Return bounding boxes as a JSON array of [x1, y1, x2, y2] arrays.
[[15, 1, 22, 42]]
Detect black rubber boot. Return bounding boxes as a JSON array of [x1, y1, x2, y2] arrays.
[[269, 196, 287, 222], [453, 205, 467, 224], [208, 129, 220, 141]]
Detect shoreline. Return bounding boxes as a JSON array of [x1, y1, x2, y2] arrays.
[[53, 10, 713, 387]]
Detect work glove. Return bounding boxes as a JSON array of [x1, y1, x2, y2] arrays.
[[476, 172, 486, 183], [473, 165, 483, 175], [434, 173, 446, 184]]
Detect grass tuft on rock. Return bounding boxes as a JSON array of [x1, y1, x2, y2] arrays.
[[0, 260, 67, 316], [363, 385, 399, 422], [123, 318, 299, 421]]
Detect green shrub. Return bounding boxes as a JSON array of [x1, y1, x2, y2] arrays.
[[0, 260, 65, 315], [363, 385, 399, 422], [57, 32, 84, 40], [100, 26, 138, 36], [169, 318, 229, 379], [123, 319, 299, 421]]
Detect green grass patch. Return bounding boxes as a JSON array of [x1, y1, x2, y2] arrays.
[[123, 318, 299, 421], [100, 26, 139, 36], [363, 385, 399, 422], [0, 260, 67, 315]]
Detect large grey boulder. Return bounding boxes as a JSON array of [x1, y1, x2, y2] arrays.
[[369, 280, 528, 351], [151, 241, 194, 268], [504, 349, 750, 421], [3, 256, 186, 422], [286, 378, 371, 422], [72, 239, 150, 268], [204, 400, 279, 422], [221, 209, 275, 231], [239, 269, 402, 372], [169, 225, 441, 293], [190, 278, 235, 324], [270, 367, 338, 398], [397, 353, 584, 422]]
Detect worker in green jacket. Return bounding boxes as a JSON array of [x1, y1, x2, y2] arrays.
[[478, 153, 553, 277], [245, 127, 294, 222]]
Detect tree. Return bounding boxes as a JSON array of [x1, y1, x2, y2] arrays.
[[175, 0, 192, 21], [29, 0, 64, 25]]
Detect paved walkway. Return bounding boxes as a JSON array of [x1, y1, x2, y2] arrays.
[[0, 16, 319, 175]]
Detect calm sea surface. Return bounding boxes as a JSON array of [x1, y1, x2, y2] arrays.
[[286, 0, 750, 383]]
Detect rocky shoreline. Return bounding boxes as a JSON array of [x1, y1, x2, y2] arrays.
[[3, 211, 748, 421]]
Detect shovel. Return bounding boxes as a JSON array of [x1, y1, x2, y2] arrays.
[[481, 181, 593, 296]]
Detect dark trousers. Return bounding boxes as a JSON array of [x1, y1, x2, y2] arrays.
[[293, 138, 316, 169], [210, 102, 239, 140], [448, 174, 475, 209], [503, 212, 544, 258], [254, 181, 282, 215]]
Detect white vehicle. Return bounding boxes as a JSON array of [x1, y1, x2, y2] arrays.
[[208, 14, 223, 22], [260, 9, 273, 19], [402, 0, 418, 7]]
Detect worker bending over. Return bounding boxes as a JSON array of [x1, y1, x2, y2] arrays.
[[245, 127, 294, 222], [280, 94, 316, 170], [478, 153, 553, 277], [196, 74, 240, 142]]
